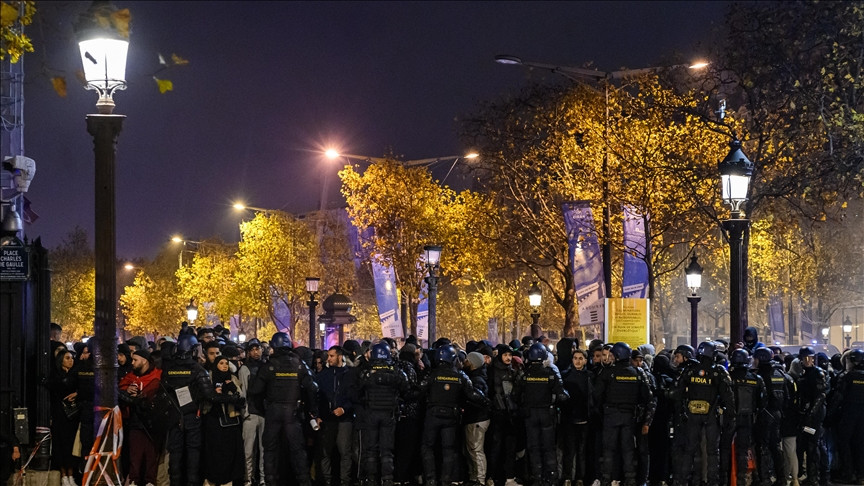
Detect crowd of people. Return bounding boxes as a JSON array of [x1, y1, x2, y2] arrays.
[[35, 322, 864, 486]]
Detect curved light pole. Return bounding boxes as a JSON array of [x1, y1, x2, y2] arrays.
[[685, 254, 703, 348], [495, 55, 707, 297], [424, 245, 442, 344], [75, 0, 129, 420], [528, 281, 542, 340], [718, 139, 753, 346]]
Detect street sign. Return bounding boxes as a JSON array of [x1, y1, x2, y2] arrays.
[[0, 245, 30, 280]]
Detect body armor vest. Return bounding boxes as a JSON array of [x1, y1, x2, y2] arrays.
[[364, 363, 402, 412]]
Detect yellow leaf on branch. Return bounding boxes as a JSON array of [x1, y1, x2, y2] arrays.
[[111, 8, 131, 38], [51, 76, 67, 97], [154, 76, 173, 94], [171, 53, 189, 66], [1, 2, 18, 27]]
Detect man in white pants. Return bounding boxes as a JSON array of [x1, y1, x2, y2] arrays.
[[239, 340, 267, 486]]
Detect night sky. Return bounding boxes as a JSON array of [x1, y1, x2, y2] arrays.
[[20, 1, 728, 259]]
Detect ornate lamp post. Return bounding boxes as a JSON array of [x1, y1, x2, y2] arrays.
[[75, 1, 129, 419], [185, 298, 199, 324], [821, 327, 829, 345], [424, 245, 442, 344], [306, 277, 320, 347], [718, 139, 753, 346], [528, 281, 542, 339], [685, 254, 703, 348]]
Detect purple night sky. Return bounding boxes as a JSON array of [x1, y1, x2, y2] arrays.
[[20, 1, 727, 259]]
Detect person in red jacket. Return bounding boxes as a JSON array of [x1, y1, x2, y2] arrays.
[[119, 349, 163, 486]]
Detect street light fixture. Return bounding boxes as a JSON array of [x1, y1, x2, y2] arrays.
[[424, 245, 442, 344], [685, 254, 703, 348], [232, 202, 271, 213], [74, 0, 129, 428], [306, 277, 320, 347], [821, 327, 830, 345], [718, 139, 754, 346], [186, 298, 199, 323], [528, 281, 542, 339], [170, 236, 203, 267]]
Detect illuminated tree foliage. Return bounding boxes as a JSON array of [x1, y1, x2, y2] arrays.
[[235, 211, 320, 345], [0, 1, 35, 62], [175, 241, 243, 327], [49, 227, 94, 341], [339, 158, 501, 335], [461, 75, 729, 337], [119, 245, 185, 337]]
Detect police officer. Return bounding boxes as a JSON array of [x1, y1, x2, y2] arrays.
[[672, 341, 733, 486], [795, 346, 828, 486], [161, 333, 212, 486], [420, 344, 488, 486], [358, 342, 410, 486], [753, 346, 794, 486], [672, 344, 697, 377], [724, 349, 765, 486], [593, 342, 652, 486], [239, 338, 267, 486], [248, 332, 319, 486], [831, 348, 864, 483], [515, 343, 569, 486]]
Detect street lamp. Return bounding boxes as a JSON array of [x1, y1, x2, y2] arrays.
[[186, 298, 199, 324], [74, 0, 129, 423], [843, 322, 853, 349], [319, 321, 326, 349], [495, 55, 708, 296], [528, 281, 542, 340], [424, 245, 442, 344], [306, 277, 320, 347], [718, 139, 753, 346], [685, 254, 703, 348], [232, 202, 271, 213], [821, 327, 830, 345], [171, 236, 203, 267]]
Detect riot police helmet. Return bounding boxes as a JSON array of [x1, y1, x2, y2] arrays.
[[798, 346, 816, 359], [697, 341, 717, 359], [526, 342, 548, 363], [175, 334, 199, 357], [849, 349, 864, 368], [371, 342, 392, 363], [729, 349, 751, 367], [270, 332, 293, 351], [753, 347, 773, 364], [610, 342, 632, 362], [674, 344, 695, 360], [436, 344, 457, 365]]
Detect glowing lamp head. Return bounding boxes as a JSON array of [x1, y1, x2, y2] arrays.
[[186, 298, 199, 323], [528, 281, 542, 308], [718, 139, 754, 216], [325, 149, 340, 159], [684, 254, 703, 294], [424, 245, 442, 267], [306, 277, 320, 294], [74, 1, 130, 113]]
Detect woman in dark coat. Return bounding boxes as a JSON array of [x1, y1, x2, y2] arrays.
[[201, 355, 246, 486], [47, 348, 80, 485]]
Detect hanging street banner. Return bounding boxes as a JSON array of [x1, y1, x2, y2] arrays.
[[562, 201, 607, 328], [622, 205, 649, 299], [372, 255, 404, 339], [487, 318, 499, 345], [416, 276, 429, 342], [605, 298, 650, 348], [767, 295, 786, 344]]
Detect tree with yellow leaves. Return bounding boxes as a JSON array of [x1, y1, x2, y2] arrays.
[[0, 1, 35, 63], [49, 227, 95, 341]]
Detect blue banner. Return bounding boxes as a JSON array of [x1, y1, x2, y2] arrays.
[[622, 205, 649, 299], [562, 201, 607, 327], [767, 294, 785, 344], [372, 255, 404, 339]]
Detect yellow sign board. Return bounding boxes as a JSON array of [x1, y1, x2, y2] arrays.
[[605, 298, 650, 348]]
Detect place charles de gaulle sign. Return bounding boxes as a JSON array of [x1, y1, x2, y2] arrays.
[[0, 244, 30, 280]]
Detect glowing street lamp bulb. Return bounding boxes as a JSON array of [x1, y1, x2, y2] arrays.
[[124, 263, 134, 271], [689, 61, 710, 70], [233, 202, 246, 210], [171, 236, 183, 243], [325, 149, 340, 159], [465, 153, 479, 159]]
